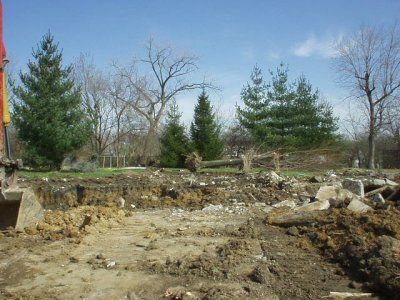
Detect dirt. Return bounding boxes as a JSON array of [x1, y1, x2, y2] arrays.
[[0, 169, 399, 299]]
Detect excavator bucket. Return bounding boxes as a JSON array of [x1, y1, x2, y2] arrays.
[[0, 187, 44, 231]]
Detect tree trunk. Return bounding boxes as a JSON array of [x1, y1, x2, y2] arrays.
[[140, 123, 160, 165], [368, 100, 375, 169], [368, 132, 375, 169], [185, 151, 277, 172]]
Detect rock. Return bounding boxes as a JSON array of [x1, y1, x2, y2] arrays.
[[249, 265, 274, 284], [117, 197, 125, 208], [378, 235, 400, 257], [373, 193, 385, 205], [269, 171, 282, 182], [272, 200, 296, 209], [310, 176, 323, 183], [295, 199, 330, 212], [96, 253, 106, 260], [334, 189, 357, 207], [286, 226, 299, 236], [298, 194, 311, 203], [342, 178, 364, 198], [202, 204, 224, 212], [364, 178, 399, 188], [69, 256, 79, 263], [347, 199, 372, 213], [315, 186, 337, 201]]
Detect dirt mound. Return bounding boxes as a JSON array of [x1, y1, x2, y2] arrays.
[[24, 206, 128, 241], [308, 208, 400, 298], [23, 172, 293, 211], [267, 207, 400, 298]]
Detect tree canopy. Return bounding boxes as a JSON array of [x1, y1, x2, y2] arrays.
[[160, 101, 191, 168], [237, 64, 338, 150], [13, 32, 91, 169], [190, 90, 224, 160], [334, 23, 400, 169]]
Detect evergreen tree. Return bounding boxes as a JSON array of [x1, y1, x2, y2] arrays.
[[264, 64, 296, 147], [237, 63, 338, 150], [236, 65, 269, 145], [160, 101, 191, 168], [291, 75, 338, 147], [190, 90, 224, 160], [13, 32, 91, 169]]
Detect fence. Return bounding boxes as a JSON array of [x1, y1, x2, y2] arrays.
[[98, 156, 127, 168]]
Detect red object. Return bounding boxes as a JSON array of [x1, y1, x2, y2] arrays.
[[0, 0, 5, 155]]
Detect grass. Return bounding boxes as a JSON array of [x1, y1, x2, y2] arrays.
[[18, 167, 145, 179], [17, 166, 325, 179], [281, 169, 325, 177]]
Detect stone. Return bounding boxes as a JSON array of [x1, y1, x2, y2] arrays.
[[342, 178, 364, 198], [249, 265, 274, 284], [310, 176, 324, 183], [347, 199, 372, 213], [333, 189, 357, 207], [295, 199, 330, 212], [286, 226, 299, 236], [272, 200, 296, 209], [315, 186, 337, 201], [373, 193, 385, 205], [117, 197, 125, 208], [202, 204, 224, 212], [364, 178, 399, 188]]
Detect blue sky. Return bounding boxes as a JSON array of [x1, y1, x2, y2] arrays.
[[3, 0, 400, 125]]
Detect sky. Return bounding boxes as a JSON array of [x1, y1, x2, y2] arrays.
[[3, 0, 400, 126]]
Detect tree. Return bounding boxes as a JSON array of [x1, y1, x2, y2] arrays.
[[237, 64, 337, 150], [236, 65, 268, 145], [12, 32, 91, 168], [263, 64, 296, 148], [73, 54, 115, 155], [111, 39, 213, 164], [291, 75, 338, 147], [190, 90, 224, 160], [223, 121, 254, 158], [160, 101, 191, 167], [335, 24, 400, 169]]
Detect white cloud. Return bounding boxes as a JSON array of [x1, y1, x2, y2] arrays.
[[293, 34, 339, 58], [267, 50, 280, 60]]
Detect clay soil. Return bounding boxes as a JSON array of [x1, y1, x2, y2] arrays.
[[1, 169, 400, 300]]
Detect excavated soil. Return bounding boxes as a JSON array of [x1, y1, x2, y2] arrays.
[[0, 169, 399, 299]]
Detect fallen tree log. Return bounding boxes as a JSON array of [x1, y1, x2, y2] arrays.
[[185, 151, 278, 172], [364, 186, 395, 198]]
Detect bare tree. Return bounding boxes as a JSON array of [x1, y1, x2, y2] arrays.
[[111, 39, 213, 164], [385, 100, 400, 149], [74, 54, 135, 157], [335, 24, 400, 169], [73, 54, 117, 155]]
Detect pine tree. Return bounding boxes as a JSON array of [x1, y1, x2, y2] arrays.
[[291, 75, 338, 147], [237, 64, 338, 150], [190, 90, 224, 160], [264, 64, 296, 147], [13, 32, 91, 169], [160, 101, 191, 168], [236, 65, 269, 145]]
